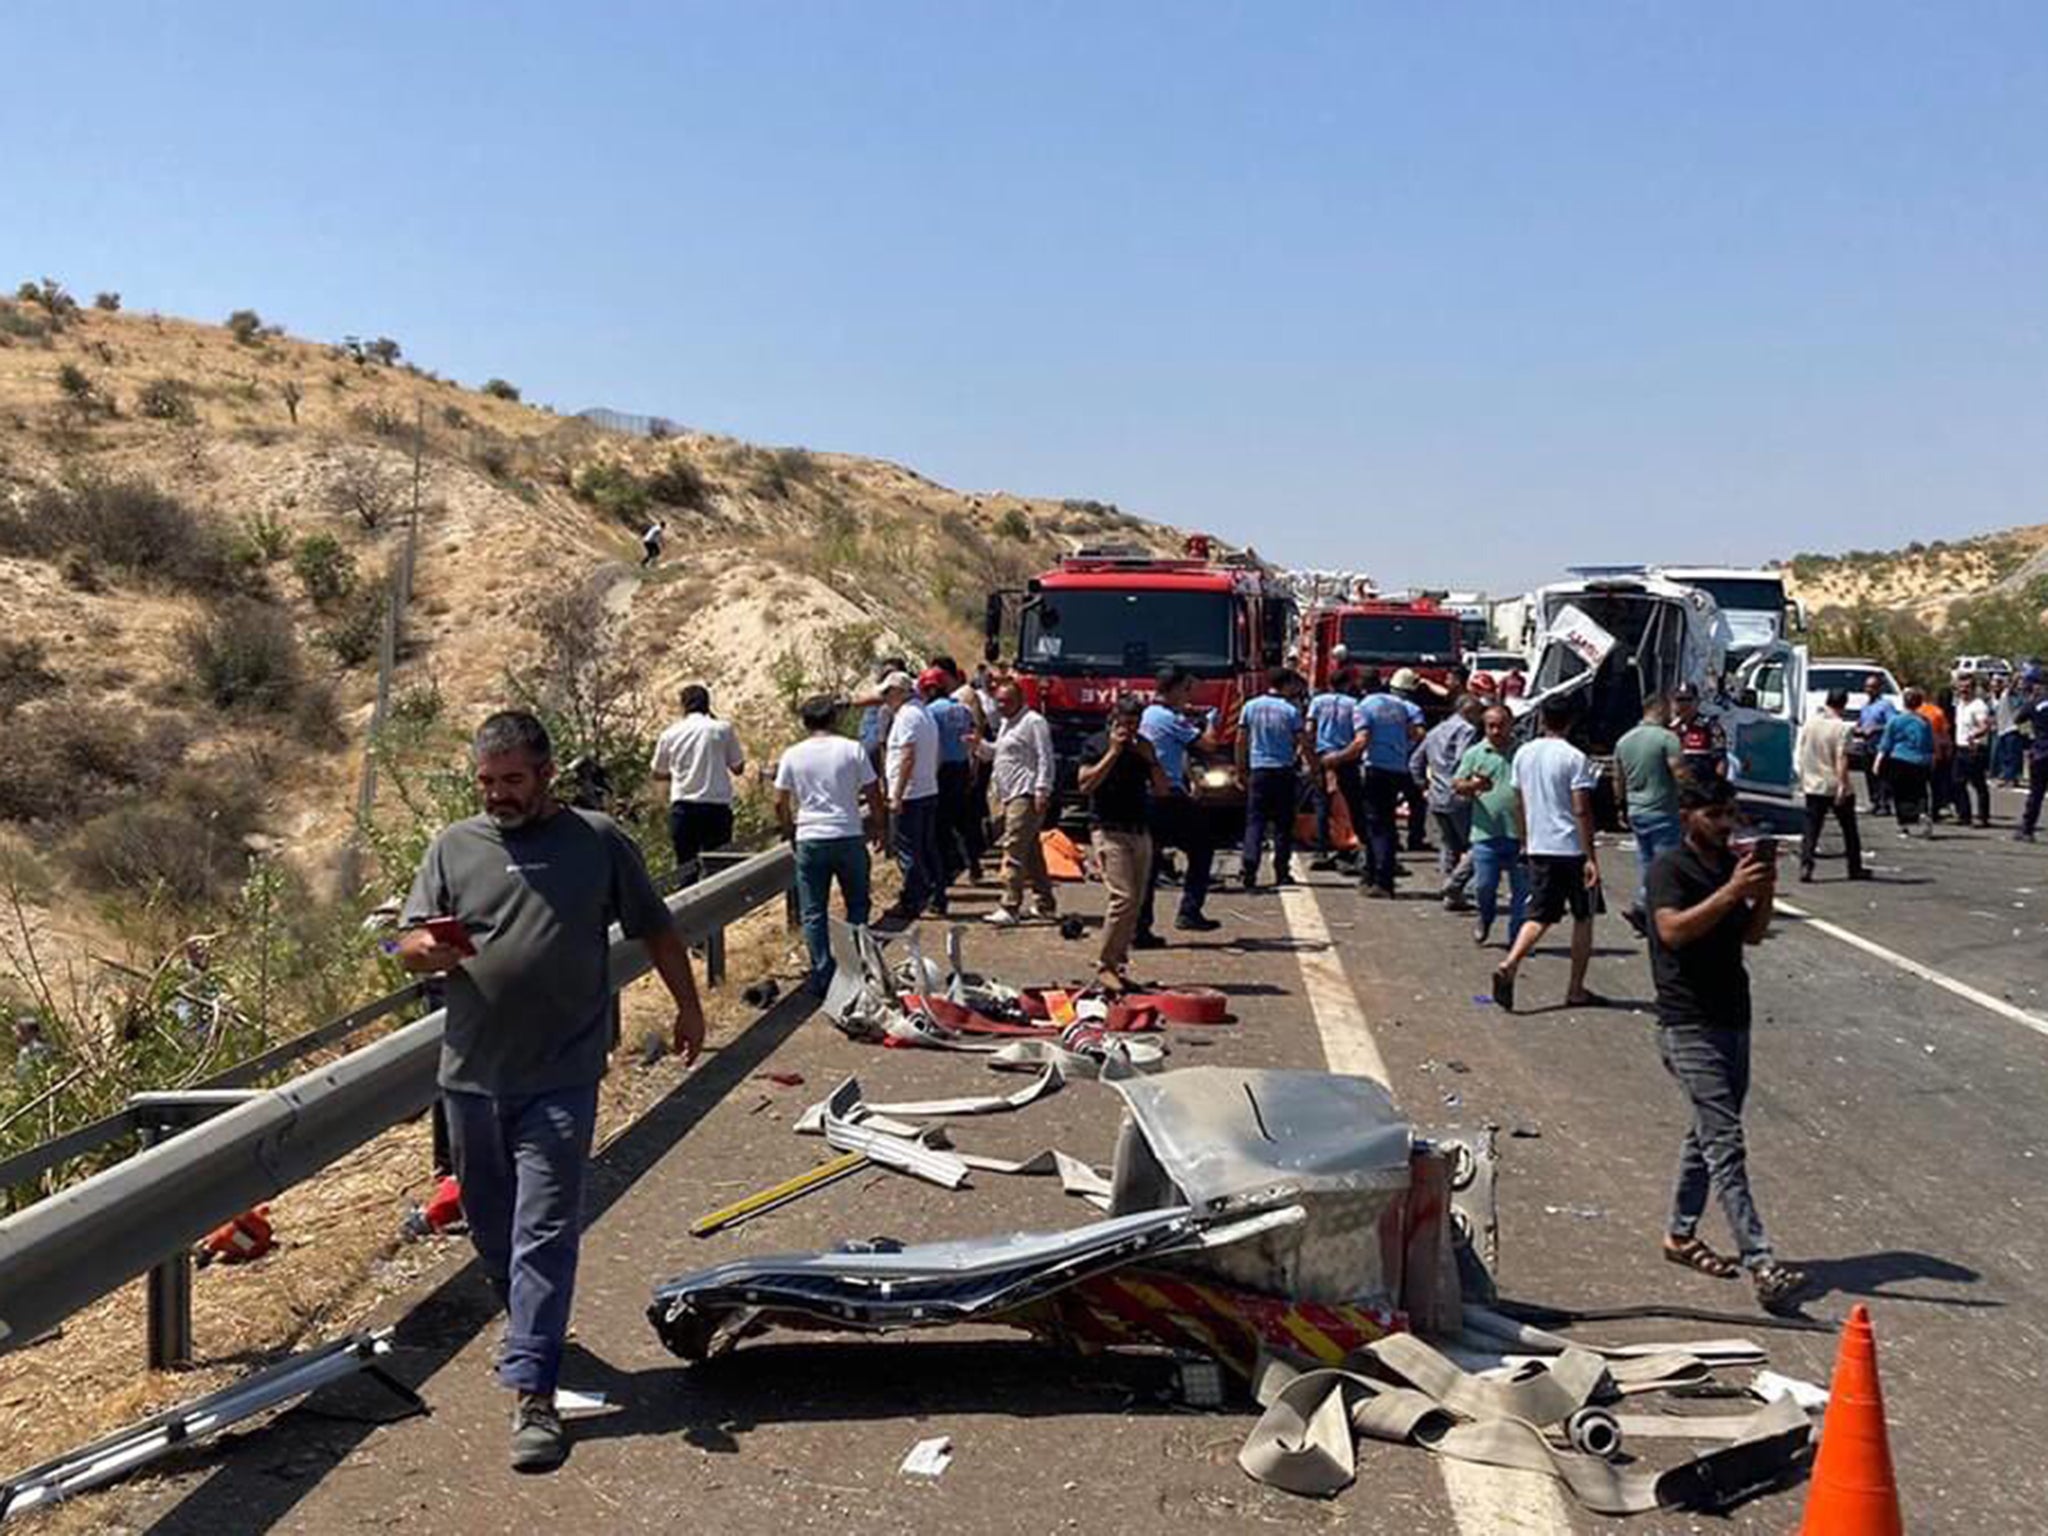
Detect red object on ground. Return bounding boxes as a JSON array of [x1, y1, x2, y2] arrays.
[[756, 1071, 806, 1087], [1123, 988, 1232, 1025], [1798, 1303, 1903, 1536], [196, 1205, 274, 1266], [422, 1175, 464, 1233]]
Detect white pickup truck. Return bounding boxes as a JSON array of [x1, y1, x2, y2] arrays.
[[1721, 643, 1901, 821]]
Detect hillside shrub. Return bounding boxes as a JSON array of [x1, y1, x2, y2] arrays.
[[350, 403, 408, 441], [572, 461, 651, 526], [481, 378, 521, 402], [92, 292, 120, 312], [135, 375, 195, 422], [0, 478, 240, 593], [180, 600, 301, 711], [646, 455, 711, 510], [0, 640, 61, 713], [995, 507, 1031, 542], [1, 704, 185, 824], [316, 585, 385, 668], [291, 533, 358, 604], [69, 766, 264, 903], [324, 448, 404, 530], [235, 509, 290, 567], [226, 308, 264, 345]]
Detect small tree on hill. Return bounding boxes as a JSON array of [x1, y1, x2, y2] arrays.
[[226, 308, 264, 345], [481, 378, 521, 402]]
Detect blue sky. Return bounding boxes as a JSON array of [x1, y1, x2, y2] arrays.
[[7, 3, 2045, 592]]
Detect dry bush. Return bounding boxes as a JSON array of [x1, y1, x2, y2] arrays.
[[324, 448, 405, 530], [0, 640, 61, 713], [0, 477, 241, 593], [134, 375, 195, 422], [179, 600, 302, 711], [0, 703, 188, 825], [68, 765, 265, 903]]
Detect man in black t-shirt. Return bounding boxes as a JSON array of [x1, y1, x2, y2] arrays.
[[1645, 778, 1809, 1315], [1078, 695, 1170, 994]]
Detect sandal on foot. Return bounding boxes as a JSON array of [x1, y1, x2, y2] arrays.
[[1490, 968, 1515, 1012], [1565, 989, 1611, 1008], [1662, 1236, 1740, 1279], [1751, 1261, 1812, 1315]]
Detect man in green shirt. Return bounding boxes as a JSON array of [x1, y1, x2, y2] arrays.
[[1614, 695, 1684, 938], [1453, 705, 1526, 947]]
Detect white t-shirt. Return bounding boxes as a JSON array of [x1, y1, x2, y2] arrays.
[[773, 736, 877, 842], [1512, 735, 1598, 857], [885, 700, 940, 802], [1956, 697, 1994, 749], [651, 715, 745, 804]]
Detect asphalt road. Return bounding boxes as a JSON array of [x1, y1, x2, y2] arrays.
[[113, 783, 2048, 1534]]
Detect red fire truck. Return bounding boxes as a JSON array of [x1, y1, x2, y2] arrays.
[[1297, 587, 1465, 720], [984, 536, 1298, 819]]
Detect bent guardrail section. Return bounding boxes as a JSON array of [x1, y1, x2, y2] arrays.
[[0, 844, 794, 1355]]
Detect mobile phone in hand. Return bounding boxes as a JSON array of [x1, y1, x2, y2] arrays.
[[423, 916, 476, 956]]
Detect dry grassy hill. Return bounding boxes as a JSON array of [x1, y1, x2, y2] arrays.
[[0, 281, 1181, 956], [1782, 522, 2048, 625]]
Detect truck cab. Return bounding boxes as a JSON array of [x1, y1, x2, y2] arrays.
[[1298, 592, 1464, 720], [1722, 644, 1901, 825]]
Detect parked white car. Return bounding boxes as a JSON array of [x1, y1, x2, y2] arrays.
[[1951, 654, 2012, 683]]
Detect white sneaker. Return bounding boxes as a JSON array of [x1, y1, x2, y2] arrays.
[[983, 907, 1021, 927]]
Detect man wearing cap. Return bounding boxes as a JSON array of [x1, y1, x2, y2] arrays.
[[1390, 668, 1438, 850], [1326, 666, 1425, 899], [880, 671, 944, 921], [1671, 684, 1724, 786]]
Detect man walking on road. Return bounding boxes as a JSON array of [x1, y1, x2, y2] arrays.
[[775, 696, 885, 995], [1491, 695, 1602, 1012], [1237, 670, 1310, 890], [1390, 668, 1438, 850], [399, 711, 705, 1471], [651, 685, 746, 886], [1855, 677, 1898, 813], [1455, 704, 1527, 947], [1079, 695, 1172, 992], [1329, 666, 1425, 900], [981, 681, 1059, 926], [1305, 671, 1358, 870], [1647, 778, 1810, 1314], [1796, 689, 1868, 882], [2015, 667, 2048, 842], [1137, 664, 1223, 943], [1614, 694, 1684, 934], [1953, 675, 1994, 828], [1992, 673, 2023, 787], [880, 671, 945, 920], [1415, 694, 1482, 910]]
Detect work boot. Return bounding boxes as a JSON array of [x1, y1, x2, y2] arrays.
[[1131, 931, 1168, 951], [1174, 914, 1221, 932], [1308, 855, 1337, 872], [511, 1392, 567, 1472]]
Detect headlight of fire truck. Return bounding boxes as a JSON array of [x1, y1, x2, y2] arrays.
[[1197, 764, 1239, 794]]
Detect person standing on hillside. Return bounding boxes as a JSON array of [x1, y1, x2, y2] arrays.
[[1455, 704, 1528, 947], [880, 671, 945, 920], [1414, 694, 1482, 910], [399, 711, 704, 1471], [639, 519, 666, 568], [1875, 686, 1937, 837], [1305, 672, 1357, 870], [980, 681, 1059, 926], [1326, 666, 1425, 900], [1237, 670, 1310, 890], [1952, 675, 1993, 828], [1646, 777, 1810, 1315], [1855, 677, 1898, 814], [922, 667, 980, 889], [1671, 684, 1725, 785], [1136, 664, 1224, 944], [1796, 690, 1868, 881], [1490, 694, 1603, 1013], [1614, 695, 1685, 936], [650, 685, 746, 886], [775, 696, 885, 994], [1078, 695, 1172, 992]]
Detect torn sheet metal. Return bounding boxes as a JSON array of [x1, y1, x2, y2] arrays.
[[813, 1063, 1065, 1122], [987, 1035, 1166, 1079], [1109, 1068, 1412, 1303], [650, 1205, 1243, 1361], [1459, 1306, 1767, 1369], [0, 1331, 412, 1522], [819, 1078, 969, 1189], [1237, 1333, 1810, 1515]]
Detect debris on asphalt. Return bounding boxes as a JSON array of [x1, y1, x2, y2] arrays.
[[755, 1071, 806, 1088], [899, 1436, 953, 1478], [1752, 1368, 1830, 1410], [1543, 1203, 1605, 1219]]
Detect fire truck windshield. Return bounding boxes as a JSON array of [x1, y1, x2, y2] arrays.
[[1338, 614, 1461, 664], [1020, 589, 1237, 676]]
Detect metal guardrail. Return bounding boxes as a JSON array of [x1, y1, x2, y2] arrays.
[[0, 844, 794, 1359]]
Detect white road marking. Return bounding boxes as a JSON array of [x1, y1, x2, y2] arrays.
[[1276, 882, 1576, 1536], [1776, 898, 2048, 1043]]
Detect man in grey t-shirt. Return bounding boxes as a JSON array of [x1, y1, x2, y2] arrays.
[[399, 711, 704, 1472]]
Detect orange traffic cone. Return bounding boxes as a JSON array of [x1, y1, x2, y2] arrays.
[[1799, 1303, 1902, 1535]]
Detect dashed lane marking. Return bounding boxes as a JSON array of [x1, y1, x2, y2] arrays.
[[1776, 898, 2048, 1044], [1275, 881, 1577, 1536]]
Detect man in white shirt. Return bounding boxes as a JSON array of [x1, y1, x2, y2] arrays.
[[650, 685, 746, 885], [1795, 689, 1867, 883], [880, 671, 944, 921], [1491, 695, 1602, 1013], [1952, 675, 1994, 828], [774, 696, 885, 994], [980, 681, 1059, 926]]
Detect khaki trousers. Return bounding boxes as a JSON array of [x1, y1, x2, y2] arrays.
[[1092, 828, 1153, 973], [998, 798, 1056, 914]]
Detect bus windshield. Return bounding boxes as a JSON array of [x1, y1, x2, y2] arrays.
[[1019, 589, 1238, 677], [1338, 614, 1461, 664], [1686, 577, 1785, 615]]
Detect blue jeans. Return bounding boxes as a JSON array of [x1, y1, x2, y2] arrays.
[[1630, 811, 1682, 914], [1994, 730, 2023, 783], [1469, 836, 1527, 937], [443, 1082, 600, 1395], [892, 795, 942, 913], [1658, 1025, 1771, 1269], [795, 835, 871, 992]]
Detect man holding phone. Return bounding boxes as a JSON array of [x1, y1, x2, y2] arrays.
[[399, 710, 706, 1472], [1646, 778, 1809, 1314]]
